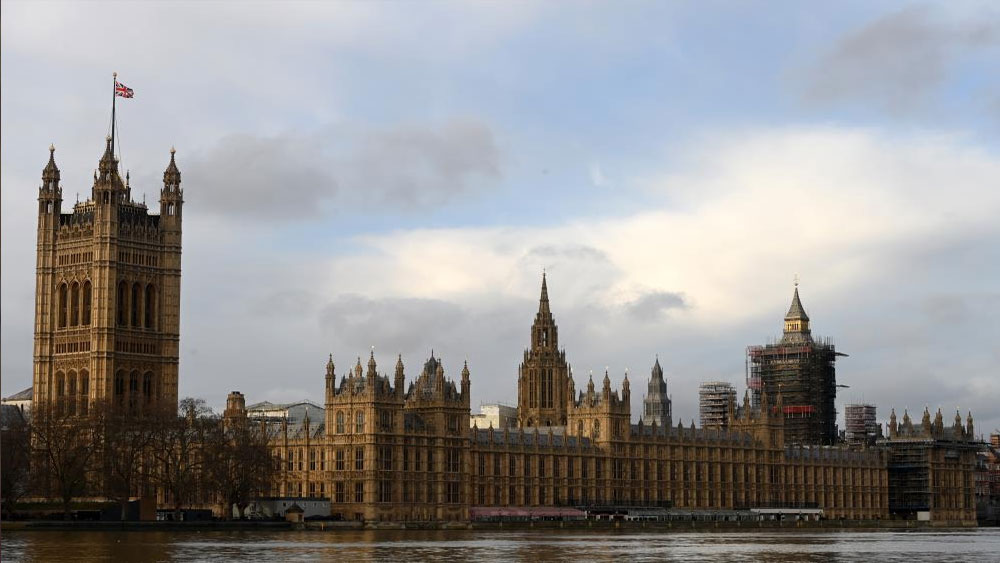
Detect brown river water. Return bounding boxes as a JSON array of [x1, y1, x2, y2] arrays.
[[2, 528, 999, 562]]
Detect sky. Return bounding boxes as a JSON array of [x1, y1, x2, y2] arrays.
[[2, 1, 999, 436]]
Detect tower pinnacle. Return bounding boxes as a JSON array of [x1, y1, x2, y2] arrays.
[[539, 271, 550, 315], [781, 283, 812, 343]]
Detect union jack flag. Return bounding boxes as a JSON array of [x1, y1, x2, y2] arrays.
[[115, 81, 134, 98]]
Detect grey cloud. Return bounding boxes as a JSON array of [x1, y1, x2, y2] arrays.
[[251, 289, 321, 319], [319, 294, 467, 354], [798, 6, 1000, 111], [525, 244, 610, 263], [626, 290, 688, 321], [183, 119, 500, 221]]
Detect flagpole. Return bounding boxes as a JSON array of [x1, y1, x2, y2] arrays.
[[111, 71, 117, 162]]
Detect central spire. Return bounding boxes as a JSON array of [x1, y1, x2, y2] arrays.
[[538, 271, 550, 315]]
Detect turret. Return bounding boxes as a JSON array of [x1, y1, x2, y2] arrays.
[[435, 361, 445, 393], [461, 360, 470, 400], [363, 350, 378, 392], [325, 354, 335, 391], [888, 408, 898, 438], [93, 136, 125, 206], [953, 410, 964, 439], [395, 354, 405, 398], [224, 391, 247, 422], [602, 370, 611, 401], [966, 411, 974, 441], [622, 370, 630, 403], [38, 144, 62, 222], [160, 146, 182, 229], [921, 407, 932, 435]]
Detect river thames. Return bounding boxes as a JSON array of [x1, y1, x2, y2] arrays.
[[2, 528, 999, 562]]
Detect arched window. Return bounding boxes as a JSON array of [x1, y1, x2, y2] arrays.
[[117, 281, 128, 326], [129, 371, 139, 411], [592, 420, 600, 439], [143, 372, 153, 403], [67, 370, 77, 415], [82, 281, 92, 325], [542, 368, 552, 409], [58, 283, 68, 328], [80, 370, 90, 415], [54, 371, 65, 415], [70, 282, 80, 326], [336, 411, 345, 434], [131, 283, 142, 327], [114, 370, 125, 403], [577, 420, 584, 437], [355, 411, 364, 433], [144, 284, 156, 329]]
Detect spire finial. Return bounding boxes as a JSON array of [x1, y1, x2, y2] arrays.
[[49, 143, 55, 153], [538, 271, 550, 313], [794, 273, 799, 288], [170, 145, 176, 156]]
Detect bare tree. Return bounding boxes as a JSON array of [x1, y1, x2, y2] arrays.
[[203, 416, 275, 520], [150, 398, 215, 521], [97, 402, 157, 521], [1, 408, 31, 519], [30, 400, 102, 519]]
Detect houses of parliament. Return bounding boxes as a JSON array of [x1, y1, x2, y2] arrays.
[[27, 136, 980, 525]]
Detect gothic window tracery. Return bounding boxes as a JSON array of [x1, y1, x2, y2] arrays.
[[82, 281, 92, 325], [57, 283, 68, 328], [70, 282, 80, 326]]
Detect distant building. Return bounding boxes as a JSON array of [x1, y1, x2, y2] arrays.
[[747, 285, 843, 445], [699, 381, 735, 430], [641, 358, 671, 429], [246, 399, 325, 427], [2, 387, 33, 416], [470, 404, 518, 429]]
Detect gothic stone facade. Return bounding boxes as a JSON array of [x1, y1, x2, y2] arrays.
[[882, 407, 979, 524], [32, 139, 183, 413], [246, 276, 888, 522]]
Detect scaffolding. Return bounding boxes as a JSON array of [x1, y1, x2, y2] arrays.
[[699, 381, 735, 430], [745, 338, 842, 445], [845, 403, 877, 444]]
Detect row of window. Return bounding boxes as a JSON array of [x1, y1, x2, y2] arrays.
[[117, 250, 158, 267], [55, 280, 159, 330], [471, 452, 882, 488], [54, 340, 91, 354], [278, 446, 465, 474], [52, 369, 90, 415], [113, 369, 160, 410], [57, 251, 93, 266], [116, 281, 158, 329], [331, 410, 464, 436], [56, 281, 92, 328], [526, 367, 557, 409]]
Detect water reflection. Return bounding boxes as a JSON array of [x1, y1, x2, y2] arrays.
[[3, 528, 998, 562]]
